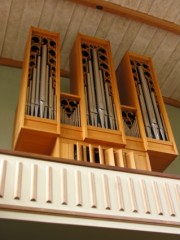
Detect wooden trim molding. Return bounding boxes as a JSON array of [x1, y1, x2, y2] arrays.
[[68, 0, 180, 35], [163, 97, 180, 108], [0, 204, 180, 228], [0, 57, 22, 68], [0, 148, 180, 180]]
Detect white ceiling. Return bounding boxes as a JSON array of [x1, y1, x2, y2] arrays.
[[0, 0, 180, 102]]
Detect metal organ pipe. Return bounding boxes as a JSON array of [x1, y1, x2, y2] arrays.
[[138, 66, 160, 139], [35, 55, 41, 117], [61, 98, 81, 127], [30, 67, 37, 116], [25, 36, 57, 120], [92, 48, 105, 128], [40, 44, 47, 118], [81, 43, 118, 131], [137, 78, 153, 138], [131, 61, 168, 141]]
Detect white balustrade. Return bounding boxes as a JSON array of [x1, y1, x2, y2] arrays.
[[0, 153, 180, 234]]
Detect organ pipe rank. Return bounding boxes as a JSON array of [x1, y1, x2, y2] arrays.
[[130, 60, 168, 141], [81, 42, 118, 130], [61, 97, 81, 127], [122, 109, 140, 138], [26, 34, 57, 120]]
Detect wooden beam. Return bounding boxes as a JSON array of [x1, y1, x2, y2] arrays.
[[163, 97, 180, 109], [68, 0, 180, 35], [0, 57, 22, 68], [60, 69, 70, 78]]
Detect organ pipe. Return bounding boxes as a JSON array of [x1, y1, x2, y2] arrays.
[[61, 97, 81, 127], [130, 60, 168, 141], [81, 43, 118, 130], [25, 35, 57, 120]]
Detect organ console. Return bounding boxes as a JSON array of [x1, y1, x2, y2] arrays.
[[12, 27, 178, 172]]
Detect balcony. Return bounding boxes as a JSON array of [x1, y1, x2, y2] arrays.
[[0, 149, 180, 238]]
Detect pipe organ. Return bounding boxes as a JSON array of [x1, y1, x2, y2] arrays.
[[121, 106, 140, 138], [69, 34, 126, 147], [81, 43, 118, 130], [26, 35, 57, 120], [12, 28, 178, 172], [12, 27, 60, 155], [61, 94, 81, 127], [130, 60, 168, 141], [116, 52, 178, 171]]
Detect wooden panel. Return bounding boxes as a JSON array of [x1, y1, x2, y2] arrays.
[[114, 149, 125, 167], [98, 145, 105, 164], [116, 51, 178, 172], [14, 162, 23, 200], [61, 4, 87, 70], [12, 27, 60, 155], [88, 172, 97, 208], [106, 15, 130, 56], [76, 142, 83, 161], [162, 59, 180, 98], [1, 0, 26, 59], [126, 152, 136, 169], [130, 24, 157, 54], [140, 179, 151, 214], [38, 0, 59, 30], [152, 181, 163, 215], [148, 0, 173, 19], [46, 166, 53, 203], [153, 33, 180, 78], [30, 164, 38, 201], [95, 12, 116, 39], [79, 8, 103, 36], [60, 168, 68, 205], [164, 183, 176, 216], [89, 144, 95, 163], [115, 176, 125, 211], [0, 0, 12, 54], [113, 20, 142, 69], [134, 152, 151, 171], [128, 177, 138, 212], [75, 170, 82, 206], [104, 147, 115, 166], [13, 0, 45, 60], [102, 174, 111, 209], [144, 29, 167, 57], [0, 160, 7, 198]]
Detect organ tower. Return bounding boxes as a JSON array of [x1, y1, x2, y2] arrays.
[[12, 27, 178, 172]]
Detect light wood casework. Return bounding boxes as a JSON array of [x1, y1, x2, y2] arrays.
[[69, 33, 126, 147], [12, 27, 60, 155], [60, 92, 82, 141], [58, 140, 151, 171], [116, 52, 178, 172]]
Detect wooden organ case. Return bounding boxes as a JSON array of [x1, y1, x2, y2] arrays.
[[12, 28, 178, 172], [58, 34, 129, 167], [116, 52, 178, 171], [12, 27, 60, 155]]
